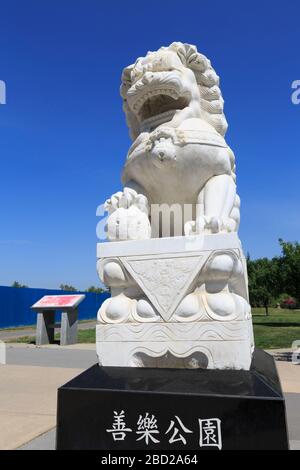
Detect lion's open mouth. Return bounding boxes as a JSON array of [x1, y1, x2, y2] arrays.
[[127, 73, 190, 132], [138, 93, 188, 130], [139, 93, 188, 121]]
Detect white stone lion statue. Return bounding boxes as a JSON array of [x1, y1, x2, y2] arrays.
[[97, 43, 254, 370], [105, 42, 240, 241]]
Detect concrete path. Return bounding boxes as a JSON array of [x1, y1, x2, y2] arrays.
[[0, 343, 97, 450], [276, 362, 300, 393], [285, 393, 300, 449], [18, 428, 56, 450], [5, 343, 97, 369], [0, 320, 96, 342], [0, 343, 299, 450], [0, 364, 82, 450]]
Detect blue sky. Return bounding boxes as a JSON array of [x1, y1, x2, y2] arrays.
[[0, 0, 299, 289]]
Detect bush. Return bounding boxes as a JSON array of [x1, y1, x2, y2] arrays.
[[280, 296, 298, 309]]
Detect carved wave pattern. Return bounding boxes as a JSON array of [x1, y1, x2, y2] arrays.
[[97, 321, 251, 342]]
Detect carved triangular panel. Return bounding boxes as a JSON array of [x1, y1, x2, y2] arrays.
[[122, 255, 207, 321]]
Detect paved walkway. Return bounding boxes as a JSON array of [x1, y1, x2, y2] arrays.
[[5, 343, 97, 368], [18, 428, 56, 450], [0, 343, 97, 449], [0, 364, 83, 449], [0, 343, 298, 450]]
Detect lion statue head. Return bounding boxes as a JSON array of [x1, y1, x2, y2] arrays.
[[120, 42, 228, 141]]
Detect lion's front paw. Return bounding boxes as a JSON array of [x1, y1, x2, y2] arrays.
[[185, 216, 237, 235], [205, 216, 237, 233]]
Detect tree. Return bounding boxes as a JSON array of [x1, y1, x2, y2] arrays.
[[59, 284, 77, 292], [278, 239, 300, 301], [11, 281, 28, 288], [247, 256, 280, 315], [85, 286, 107, 294], [247, 239, 300, 314]]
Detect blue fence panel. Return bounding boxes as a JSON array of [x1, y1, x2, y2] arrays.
[[0, 286, 110, 328]]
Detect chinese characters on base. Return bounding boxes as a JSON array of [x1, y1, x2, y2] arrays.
[[106, 411, 222, 450]]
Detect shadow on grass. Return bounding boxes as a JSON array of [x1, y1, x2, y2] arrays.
[[252, 321, 300, 327]]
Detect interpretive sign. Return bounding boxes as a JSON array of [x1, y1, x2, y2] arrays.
[[32, 294, 85, 310], [31, 295, 85, 345]]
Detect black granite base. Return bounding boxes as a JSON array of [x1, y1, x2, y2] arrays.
[[56, 349, 289, 450]]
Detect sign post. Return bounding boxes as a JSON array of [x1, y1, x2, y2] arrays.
[[31, 295, 86, 346]]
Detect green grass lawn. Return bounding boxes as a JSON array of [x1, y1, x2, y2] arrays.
[[9, 328, 96, 344], [252, 307, 300, 349], [8, 308, 300, 350]]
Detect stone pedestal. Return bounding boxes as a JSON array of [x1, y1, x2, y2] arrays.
[[97, 233, 254, 370], [56, 349, 289, 450]]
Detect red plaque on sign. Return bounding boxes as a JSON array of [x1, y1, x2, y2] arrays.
[[31, 295, 85, 310]]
